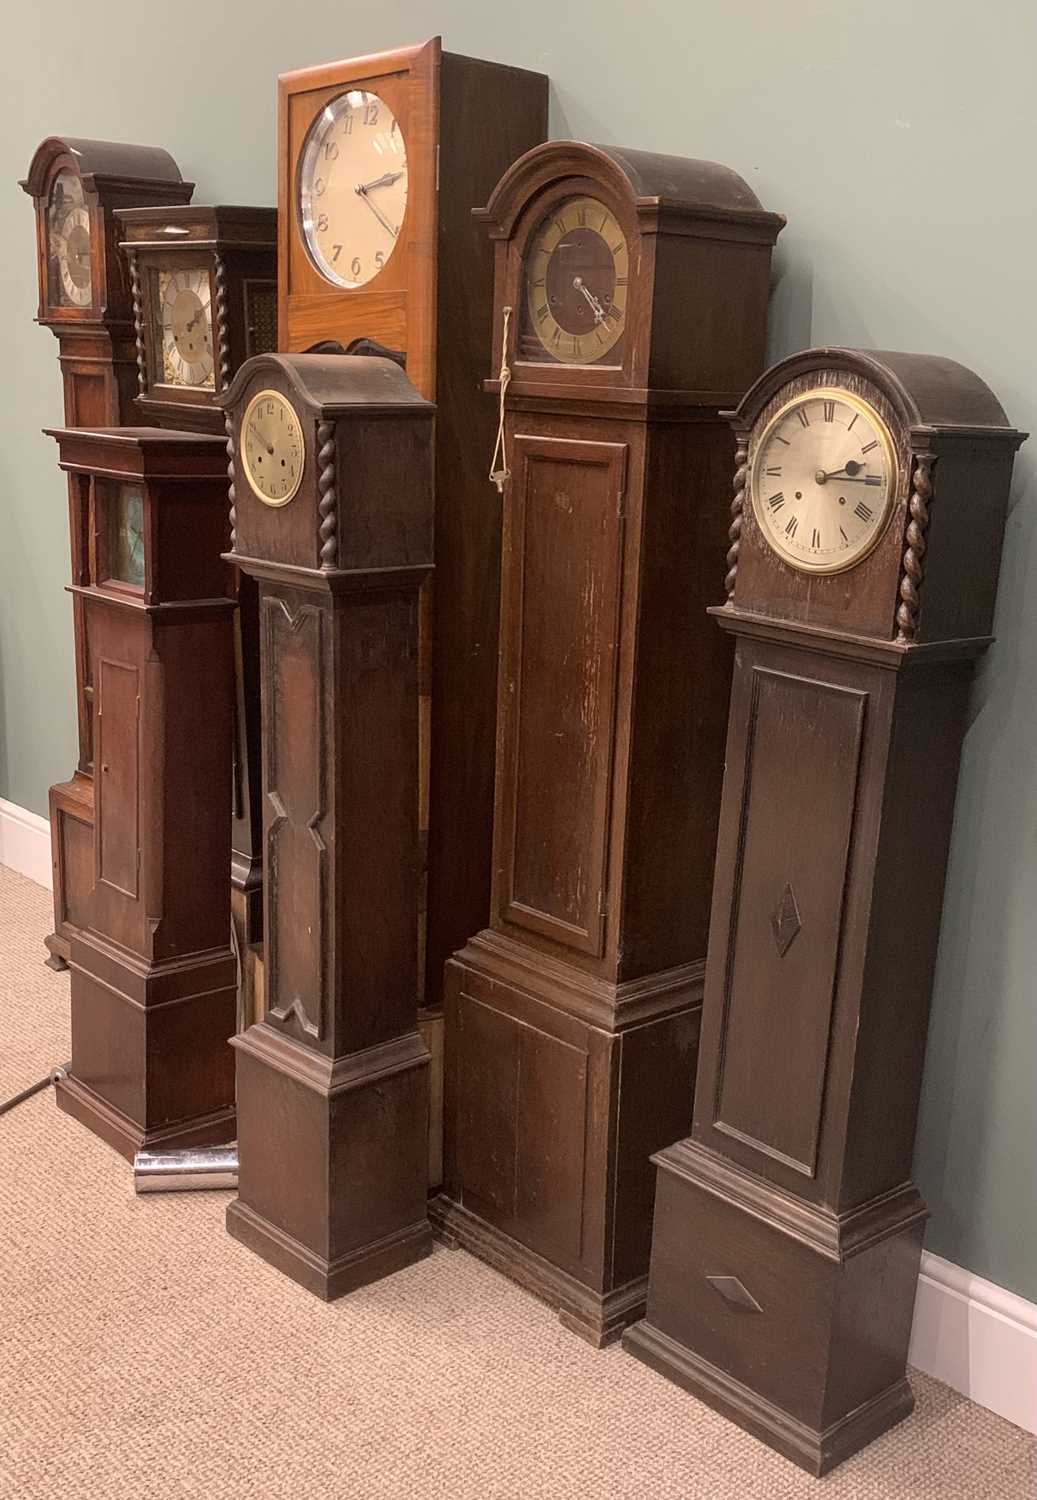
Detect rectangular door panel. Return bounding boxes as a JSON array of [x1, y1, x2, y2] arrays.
[[498, 434, 626, 956], [715, 667, 866, 1176], [95, 658, 140, 899]]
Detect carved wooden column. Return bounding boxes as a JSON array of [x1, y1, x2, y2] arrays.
[[221, 353, 435, 1299]]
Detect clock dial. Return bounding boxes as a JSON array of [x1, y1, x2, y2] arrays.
[[523, 196, 629, 365], [108, 485, 145, 588], [47, 171, 92, 308], [750, 389, 895, 574], [241, 390, 305, 507], [157, 268, 214, 388], [297, 90, 407, 289]]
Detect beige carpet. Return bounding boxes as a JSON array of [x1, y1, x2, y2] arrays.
[[0, 865, 1032, 1500]]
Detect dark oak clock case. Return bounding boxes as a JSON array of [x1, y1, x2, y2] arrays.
[[21, 137, 193, 971], [431, 142, 784, 1345], [278, 43, 549, 1139], [623, 348, 1026, 1473], [221, 353, 435, 1299], [45, 426, 238, 1160], [117, 203, 278, 1022]]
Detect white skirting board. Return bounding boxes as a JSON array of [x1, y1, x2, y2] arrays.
[[0, 797, 1034, 1434]]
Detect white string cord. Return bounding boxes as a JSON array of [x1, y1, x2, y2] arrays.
[[488, 304, 513, 494]]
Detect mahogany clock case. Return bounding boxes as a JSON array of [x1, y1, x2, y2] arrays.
[[624, 348, 1026, 1474], [432, 142, 785, 1346], [278, 39, 549, 1024], [221, 353, 435, 1300], [117, 205, 277, 433], [44, 425, 238, 1162], [20, 137, 194, 973]]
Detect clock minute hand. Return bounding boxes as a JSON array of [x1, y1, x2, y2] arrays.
[[356, 169, 405, 193], [354, 185, 399, 239]]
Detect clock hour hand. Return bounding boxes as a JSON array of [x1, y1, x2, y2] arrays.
[[356, 169, 405, 193], [573, 276, 606, 325], [816, 460, 865, 482], [354, 184, 399, 239]]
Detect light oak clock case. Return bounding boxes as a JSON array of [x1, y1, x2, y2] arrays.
[[21, 136, 194, 972], [45, 425, 237, 1162], [432, 141, 784, 1346], [221, 352, 436, 1300], [624, 348, 1026, 1474], [279, 41, 548, 1061]]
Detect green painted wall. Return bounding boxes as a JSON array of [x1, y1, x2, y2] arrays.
[[2, 0, 1034, 1300]]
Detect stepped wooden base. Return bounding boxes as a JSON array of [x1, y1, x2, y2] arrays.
[[230, 1021, 432, 1301], [55, 1073, 235, 1163], [66, 932, 237, 1161], [430, 1193, 647, 1347], [227, 1199, 432, 1300], [440, 932, 702, 1346], [625, 1137, 926, 1475], [45, 773, 94, 971], [622, 1320, 914, 1477]]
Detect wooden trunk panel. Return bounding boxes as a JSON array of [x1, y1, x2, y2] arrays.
[[497, 435, 627, 956], [95, 656, 140, 901]]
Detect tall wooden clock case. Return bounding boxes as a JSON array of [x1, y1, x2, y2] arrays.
[[624, 348, 1026, 1473], [44, 426, 238, 1160], [221, 353, 436, 1299], [278, 40, 548, 1069], [432, 142, 784, 1345], [20, 137, 193, 970]]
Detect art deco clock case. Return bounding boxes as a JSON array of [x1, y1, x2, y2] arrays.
[[21, 137, 194, 972], [624, 348, 1026, 1474], [431, 142, 785, 1347], [278, 39, 548, 1040], [220, 352, 435, 1300], [44, 425, 238, 1162]]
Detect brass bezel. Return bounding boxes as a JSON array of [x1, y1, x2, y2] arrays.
[[240, 389, 305, 508], [750, 385, 896, 576]]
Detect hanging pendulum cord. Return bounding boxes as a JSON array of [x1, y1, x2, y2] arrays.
[[488, 304, 513, 495], [0, 1063, 71, 1119]]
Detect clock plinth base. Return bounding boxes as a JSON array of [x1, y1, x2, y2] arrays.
[[625, 1138, 927, 1476], [54, 1074, 235, 1164], [65, 933, 237, 1161], [229, 1022, 433, 1302], [429, 1193, 648, 1347], [44, 771, 94, 971], [438, 935, 701, 1344]]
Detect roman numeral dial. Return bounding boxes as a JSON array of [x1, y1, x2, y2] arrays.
[[523, 195, 629, 365], [157, 267, 214, 389], [749, 388, 895, 574]]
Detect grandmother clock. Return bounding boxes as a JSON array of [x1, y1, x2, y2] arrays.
[[45, 425, 238, 1160], [431, 142, 784, 1345], [221, 352, 435, 1299], [279, 41, 548, 1080], [624, 349, 1026, 1474], [21, 137, 193, 970], [117, 203, 278, 1020]]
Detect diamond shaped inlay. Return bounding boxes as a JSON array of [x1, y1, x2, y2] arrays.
[[707, 1274, 763, 1314], [771, 881, 802, 957]]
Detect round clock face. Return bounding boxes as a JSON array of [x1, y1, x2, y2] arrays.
[[750, 388, 895, 574], [524, 196, 630, 364], [158, 268, 214, 388], [241, 390, 305, 507], [297, 89, 408, 289], [48, 171, 92, 308]]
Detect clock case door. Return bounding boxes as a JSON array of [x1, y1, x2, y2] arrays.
[[627, 348, 1026, 1474]]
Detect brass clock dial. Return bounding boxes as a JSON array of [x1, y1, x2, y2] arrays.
[[48, 171, 92, 308], [240, 390, 305, 507], [523, 196, 629, 364], [109, 485, 145, 588], [157, 268, 214, 388], [297, 90, 408, 289], [750, 388, 895, 574]]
